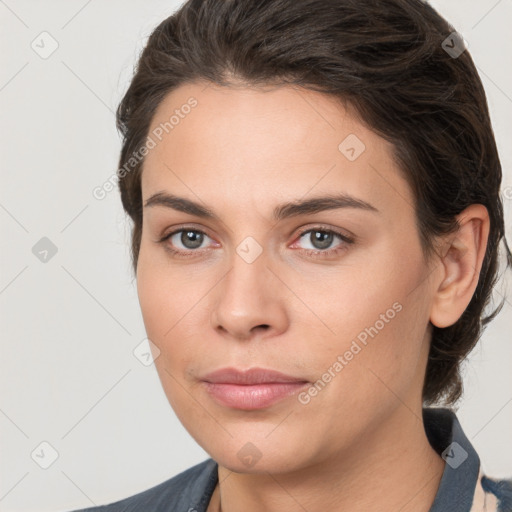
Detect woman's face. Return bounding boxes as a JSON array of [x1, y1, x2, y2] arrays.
[[137, 81, 440, 473]]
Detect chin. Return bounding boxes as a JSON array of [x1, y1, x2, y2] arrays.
[[214, 454, 298, 475], [202, 435, 313, 475]]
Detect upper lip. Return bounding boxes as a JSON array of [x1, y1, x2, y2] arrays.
[[201, 367, 308, 385]]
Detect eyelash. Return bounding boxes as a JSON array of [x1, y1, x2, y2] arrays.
[[157, 225, 355, 260]]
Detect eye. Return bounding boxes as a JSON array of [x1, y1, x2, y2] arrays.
[[170, 229, 209, 250], [157, 225, 354, 259], [158, 227, 217, 257], [292, 227, 354, 258]]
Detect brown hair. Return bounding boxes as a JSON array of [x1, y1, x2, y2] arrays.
[[115, 0, 511, 406]]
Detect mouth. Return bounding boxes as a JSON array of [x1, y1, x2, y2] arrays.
[[200, 367, 310, 410]]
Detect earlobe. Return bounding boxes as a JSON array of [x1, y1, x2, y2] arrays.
[[429, 204, 490, 328]]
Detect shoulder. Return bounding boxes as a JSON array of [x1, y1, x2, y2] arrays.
[[67, 458, 218, 512], [470, 470, 512, 512]]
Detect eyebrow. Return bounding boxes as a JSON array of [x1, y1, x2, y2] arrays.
[[143, 192, 379, 221]]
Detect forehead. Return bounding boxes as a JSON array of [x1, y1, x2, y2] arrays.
[[141, 81, 414, 221]]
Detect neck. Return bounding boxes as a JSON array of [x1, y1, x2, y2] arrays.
[[210, 405, 445, 512]]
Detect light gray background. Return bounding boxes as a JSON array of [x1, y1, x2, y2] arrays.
[[0, 1, 511, 511]]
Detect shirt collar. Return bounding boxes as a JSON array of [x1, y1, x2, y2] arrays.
[[424, 407, 480, 512]]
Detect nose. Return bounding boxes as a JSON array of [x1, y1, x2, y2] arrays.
[[210, 246, 289, 341]]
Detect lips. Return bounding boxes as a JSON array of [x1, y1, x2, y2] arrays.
[[201, 367, 309, 410], [202, 367, 307, 385]]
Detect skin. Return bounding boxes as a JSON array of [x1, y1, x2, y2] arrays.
[[136, 80, 490, 512]]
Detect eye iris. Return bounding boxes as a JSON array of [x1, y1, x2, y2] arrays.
[[181, 230, 203, 249], [311, 231, 333, 250]]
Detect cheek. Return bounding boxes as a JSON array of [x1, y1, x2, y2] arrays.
[[298, 303, 424, 447], [136, 269, 168, 341], [305, 248, 429, 399], [136, 243, 191, 338], [136, 248, 210, 373], [136, 260, 198, 414]]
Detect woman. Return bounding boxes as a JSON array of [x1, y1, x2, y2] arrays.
[[72, 0, 512, 510]]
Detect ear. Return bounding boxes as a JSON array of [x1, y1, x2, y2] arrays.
[[429, 204, 490, 329]]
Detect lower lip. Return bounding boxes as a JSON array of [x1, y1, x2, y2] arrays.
[[203, 382, 309, 410]]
